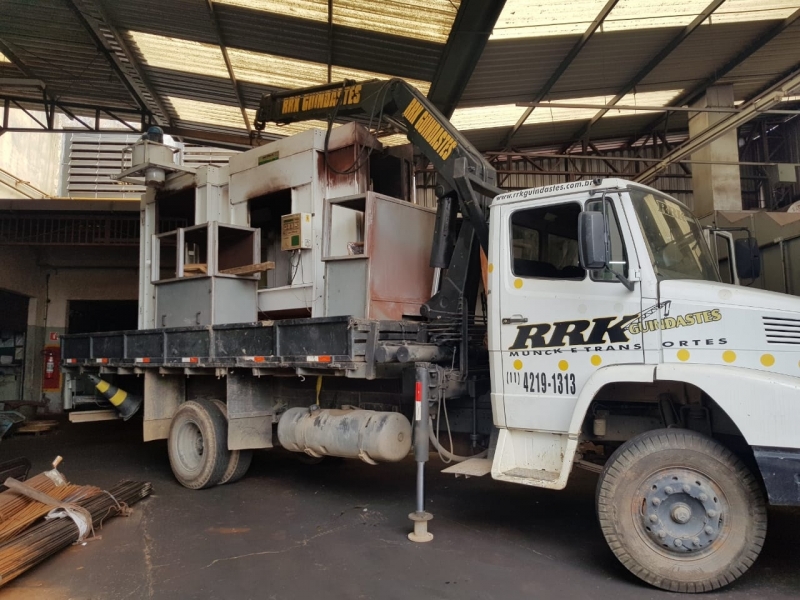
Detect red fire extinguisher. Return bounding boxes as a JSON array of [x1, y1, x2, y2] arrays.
[[43, 346, 61, 391]]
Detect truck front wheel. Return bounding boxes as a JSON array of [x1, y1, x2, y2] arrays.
[[168, 399, 230, 489], [596, 428, 767, 592]]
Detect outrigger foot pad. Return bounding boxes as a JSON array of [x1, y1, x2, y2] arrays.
[[408, 511, 433, 543]]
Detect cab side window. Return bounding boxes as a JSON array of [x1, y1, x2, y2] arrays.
[[585, 199, 629, 281], [510, 203, 584, 280]]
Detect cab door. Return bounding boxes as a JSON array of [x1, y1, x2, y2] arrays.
[[494, 195, 644, 434]]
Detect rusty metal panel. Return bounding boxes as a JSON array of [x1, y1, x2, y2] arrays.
[[365, 194, 436, 320]]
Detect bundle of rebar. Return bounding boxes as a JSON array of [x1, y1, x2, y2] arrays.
[[0, 480, 152, 586], [0, 483, 102, 544], [0, 469, 66, 523]]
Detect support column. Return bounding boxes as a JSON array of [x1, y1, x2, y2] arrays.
[[688, 85, 742, 217]]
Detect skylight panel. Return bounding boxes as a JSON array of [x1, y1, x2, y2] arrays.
[[450, 104, 528, 130], [451, 89, 682, 131], [491, 0, 609, 39], [167, 96, 331, 136], [227, 48, 430, 94], [711, 0, 798, 24], [490, 0, 785, 39], [213, 0, 460, 44], [127, 31, 228, 79], [127, 31, 430, 95], [601, 0, 712, 32], [167, 97, 247, 129]]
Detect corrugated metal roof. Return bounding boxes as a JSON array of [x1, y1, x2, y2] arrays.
[[0, 0, 796, 154], [638, 21, 775, 95], [0, 0, 135, 109], [719, 18, 800, 99], [547, 28, 679, 98], [460, 35, 580, 106]]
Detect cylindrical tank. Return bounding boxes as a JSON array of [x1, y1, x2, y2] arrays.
[[277, 407, 412, 464]]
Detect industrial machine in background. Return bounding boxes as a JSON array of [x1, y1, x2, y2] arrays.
[[61, 79, 800, 593]]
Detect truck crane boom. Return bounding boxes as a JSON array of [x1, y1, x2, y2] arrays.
[[255, 78, 503, 319]]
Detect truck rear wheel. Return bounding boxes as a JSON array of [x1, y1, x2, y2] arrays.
[[596, 428, 767, 592], [168, 399, 230, 489], [210, 399, 253, 485]]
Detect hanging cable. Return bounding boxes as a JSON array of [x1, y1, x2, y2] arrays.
[[323, 79, 395, 176]]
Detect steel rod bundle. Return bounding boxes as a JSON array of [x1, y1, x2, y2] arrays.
[[0, 484, 101, 544], [0, 469, 66, 523], [0, 480, 152, 586]]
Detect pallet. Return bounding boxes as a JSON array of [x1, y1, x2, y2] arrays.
[[14, 420, 59, 436]]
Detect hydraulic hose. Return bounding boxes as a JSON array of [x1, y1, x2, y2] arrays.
[[428, 417, 488, 463]]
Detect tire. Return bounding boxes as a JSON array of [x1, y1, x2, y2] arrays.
[[168, 399, 231, 489], [211, 399, 253, 485], [596, 428, 767, 593]]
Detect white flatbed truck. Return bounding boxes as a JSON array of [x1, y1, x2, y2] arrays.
[[63, 79, 800, 593]]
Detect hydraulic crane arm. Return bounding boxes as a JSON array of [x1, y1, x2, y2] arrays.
[[255, 79, 502, 319]]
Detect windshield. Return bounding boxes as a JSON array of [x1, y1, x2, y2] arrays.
[[628, 188, 720, 282]]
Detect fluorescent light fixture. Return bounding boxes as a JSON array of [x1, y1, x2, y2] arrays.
[[452, 89, 682, 130], [213, 0, 460, 44]]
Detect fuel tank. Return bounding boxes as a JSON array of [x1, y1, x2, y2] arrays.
[[277, 406, 412, 464]]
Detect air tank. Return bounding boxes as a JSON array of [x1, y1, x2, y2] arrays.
[[277, 407, 412, 464]]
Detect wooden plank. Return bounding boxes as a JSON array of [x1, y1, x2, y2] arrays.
[[220, 261, 275, 276], [183, 263, 207, 276], [69, 409, 120, 423]]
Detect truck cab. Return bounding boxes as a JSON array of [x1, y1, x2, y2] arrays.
[[487, 177, 800, 590]]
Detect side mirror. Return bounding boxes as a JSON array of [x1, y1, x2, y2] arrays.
[[578, 211, 608, 269], [734, 238, 761, 280]]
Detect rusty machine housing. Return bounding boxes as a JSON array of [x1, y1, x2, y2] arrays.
[[62, 110, 495, 453]]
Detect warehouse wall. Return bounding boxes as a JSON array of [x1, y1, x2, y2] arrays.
[[0, 110, 63, 198], [0, 245, 138, 412], [740, 117, 800, 210], [416, 145, 694, 209]]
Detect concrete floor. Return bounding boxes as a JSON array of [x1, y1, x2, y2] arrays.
[[1, 420, 799, 600]]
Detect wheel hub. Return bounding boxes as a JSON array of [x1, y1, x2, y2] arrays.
[[641, 471, 723, 554]]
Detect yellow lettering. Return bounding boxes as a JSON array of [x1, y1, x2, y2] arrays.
[[403, 99, 424, 124], [350, 84, 361, 104], [440, 138, 458, 160]]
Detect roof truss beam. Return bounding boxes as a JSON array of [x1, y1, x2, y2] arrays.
[[205, 0, 252, 135], [427, 0, 506, 117], [66, 0, 172, 126]]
